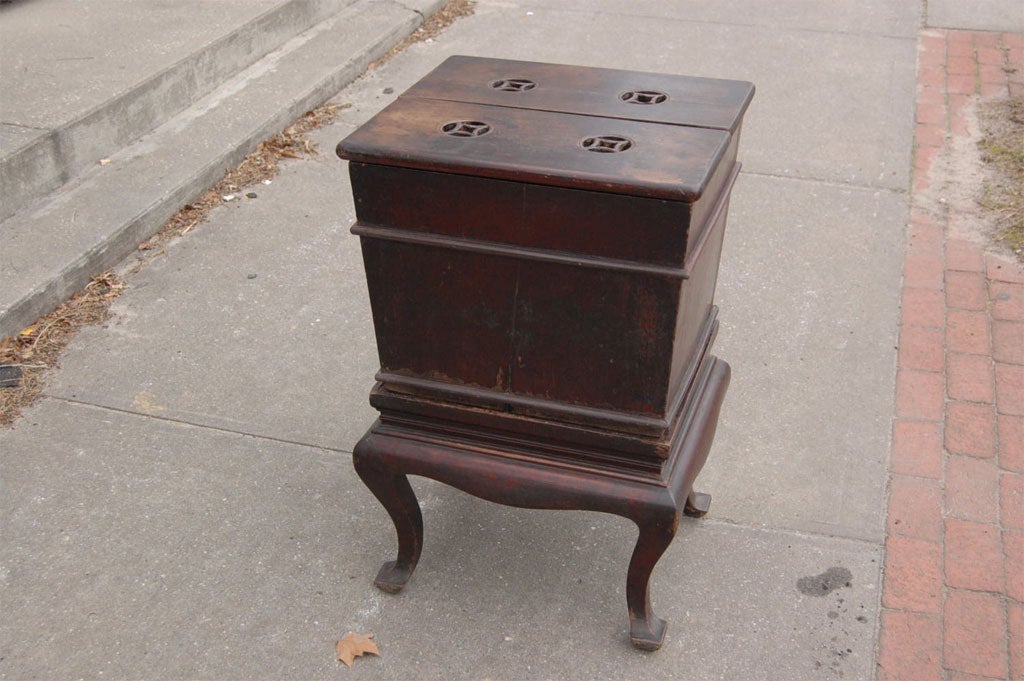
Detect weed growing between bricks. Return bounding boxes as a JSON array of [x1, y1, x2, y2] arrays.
[[978, 96, 1024, 257]]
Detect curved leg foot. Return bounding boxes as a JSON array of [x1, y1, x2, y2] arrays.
[[626, 512, 678, 651], [683, 490, 712, 518], [353, 447, 423, 593]]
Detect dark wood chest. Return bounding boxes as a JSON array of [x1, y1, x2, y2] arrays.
[[337, 55, 753, 650]]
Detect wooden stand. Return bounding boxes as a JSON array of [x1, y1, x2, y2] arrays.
[[353, 353, 728, 651]]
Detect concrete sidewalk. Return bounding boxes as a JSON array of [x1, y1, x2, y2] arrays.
[[0, 1, 1019, 679]]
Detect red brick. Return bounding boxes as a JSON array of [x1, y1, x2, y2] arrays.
[[948, 673, 1003, 681], [915, 121, 946, 148], [944, 589, 1008, 678], [899, 324, 944, 371], [909, 228, 937, 260], [912, 143, 941, 180], [1004, 472, 1024, 530], [996, 363, 1024, 415], [877, 610, 942, 681], [913, 170, 932, 194], [913, 142, 941, 167], [946, 239, 986, 272], [948, 353, 994, 403], [913, 97, 943, 125], [917, 66, 947, 90], [905, 254, 945, 290], [892, 419, 944, 479], [1005, 529, 1024, 602], [897, 368, 945, 420], [882, 535, 943, 613], [979, 63, 1007, 82], [947, 72, 977, 95], [947, 55, 976, 75], [919, 32, 947, 56], [1005, 33, 1024, 50], [918, 84, 946, 107], [992, 281, 1024, 321], [1000, 414, 1024, 472], [888, 475, 943, 541], [976, 46, 1005, 65], [1009, 601, 1023, 681], [945, 518, 1004, 591], [973, 32, 1000, 49], [945, 400, 996, 458], [993, 321, 1024, 365], [909, 209, 944, 245], [946, 455, 1000, 522], [947, 38, 975, 56], [902, 287, 945, 328], [946, 309, 990, 355], [988, 254, 1024, 284], [946, 270, 988, 310], [1007, 50, 1024, 72]]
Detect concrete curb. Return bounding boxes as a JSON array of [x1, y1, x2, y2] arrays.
[[0, 0, 440, 339], [0, 0, 359, 222]]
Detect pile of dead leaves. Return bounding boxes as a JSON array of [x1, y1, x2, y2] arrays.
[[978, 96, 1024, 259], [0, 272, 125, 427]]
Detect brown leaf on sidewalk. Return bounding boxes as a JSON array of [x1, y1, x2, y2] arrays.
[[336, 632, 380, 668]]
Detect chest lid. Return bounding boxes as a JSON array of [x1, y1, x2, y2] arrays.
[[336, 56, 754, 202], [403, 55, 754, 133]]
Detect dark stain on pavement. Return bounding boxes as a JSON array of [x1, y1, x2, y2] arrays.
[[797, 567, 853, 596]]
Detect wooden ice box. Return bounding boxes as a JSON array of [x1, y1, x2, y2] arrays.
[[336, 55, 753, 650]]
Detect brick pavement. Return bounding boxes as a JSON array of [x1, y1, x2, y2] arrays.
[[877, 29, 1024, 681]]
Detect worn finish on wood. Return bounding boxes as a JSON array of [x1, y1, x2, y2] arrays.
[[337, 56, 752, 650], [338, 97, 731, 202], [402, 55, 755, 133]]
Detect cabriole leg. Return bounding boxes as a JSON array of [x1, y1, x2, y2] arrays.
[[625, 510, 678, 651], [353, 446, 424, 593]]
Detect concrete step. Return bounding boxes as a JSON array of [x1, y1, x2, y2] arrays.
[[0, 0, 441, 338], [0, 0, 366, 223]]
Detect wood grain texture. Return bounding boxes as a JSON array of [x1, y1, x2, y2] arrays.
[[337, 97, 731, 201]]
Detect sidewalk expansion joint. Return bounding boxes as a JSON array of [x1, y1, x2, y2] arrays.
[[742, 169, 910, 194], [510, 5, 916, 41], [44, 395, 356, 456], [700, 516, 885, 548]]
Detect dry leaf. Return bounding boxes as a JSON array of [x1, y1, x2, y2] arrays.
[[336, 632, 380, 668], [99, 158, 112, 166]]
